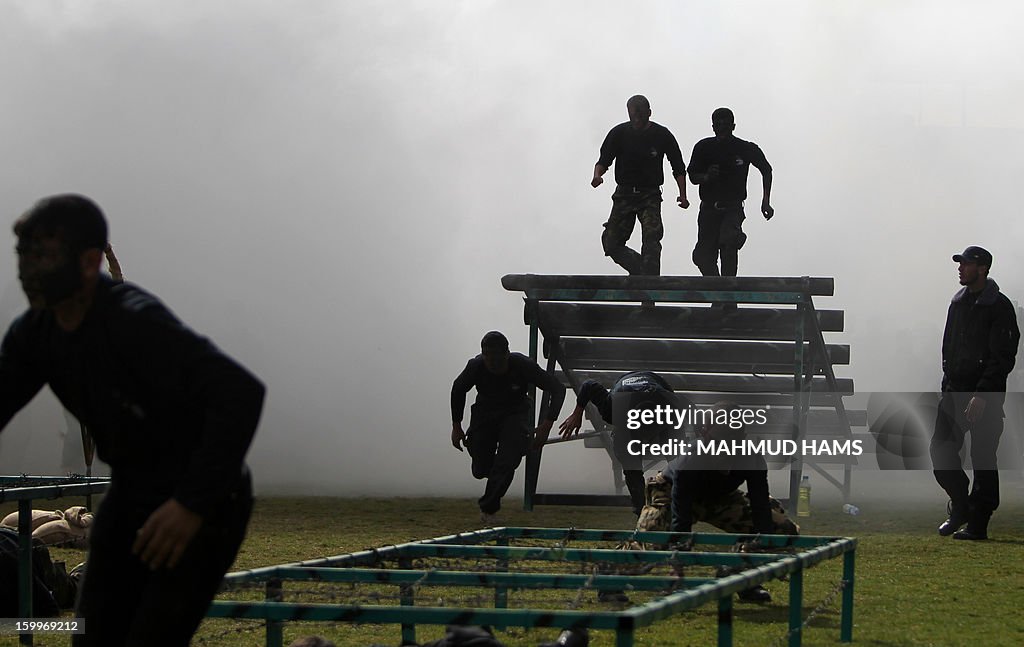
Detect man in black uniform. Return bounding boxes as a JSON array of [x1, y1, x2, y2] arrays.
[[931, 246, 1019, 540], [688, 107, 774, 278], [451, 331, 566, 522], [557, 371, 678, 516], [0, 194, 265, 646], [592, 95, 689, 276]]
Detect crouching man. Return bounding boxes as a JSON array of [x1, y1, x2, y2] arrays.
[[558, 371, 680, 516], [661, 402, 797, 602]]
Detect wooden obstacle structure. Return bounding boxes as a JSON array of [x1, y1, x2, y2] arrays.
[[501, 274, 860, 509]]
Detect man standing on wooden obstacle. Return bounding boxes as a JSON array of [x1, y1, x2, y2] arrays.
[[931, 246, 1019, 540], [688, 107, 773, 278], [591, 95, 689, 276], [452, 331, 566, 523], [557, 371, 680, 517], [0, 194, 265, 646]]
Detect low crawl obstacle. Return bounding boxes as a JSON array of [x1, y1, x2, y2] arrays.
[[208, 527, 857, 647], [500, 275, 862, 509]]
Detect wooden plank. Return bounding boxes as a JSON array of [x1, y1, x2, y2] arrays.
[[502, 274, 835, 296], [554, 370, 855, 395], [535, 302, 844, 339], [559, 339, 850, 373], [685, 392, 858, 409]]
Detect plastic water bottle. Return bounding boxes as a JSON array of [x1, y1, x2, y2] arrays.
[[843, 503, 860, 516], [797, 475, 811, 517]]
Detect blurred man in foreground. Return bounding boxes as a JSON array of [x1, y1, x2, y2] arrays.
[[0, 194, 265, 646]]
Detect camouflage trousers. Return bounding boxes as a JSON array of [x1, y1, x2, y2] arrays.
[[601, 187, 663, 276], [636, 472, 799, 536]]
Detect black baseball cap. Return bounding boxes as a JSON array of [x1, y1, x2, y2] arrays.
[[952, 246, 993, 267]]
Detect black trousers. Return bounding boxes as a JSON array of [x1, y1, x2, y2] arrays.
[[692, 203, 746, 277], [72, 474, 252, 647], [930, 392, 1004, 523], [612, 428, 660, 516], [466, 406, 531, 514]]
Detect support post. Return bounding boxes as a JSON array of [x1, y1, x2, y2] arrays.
[[524, 298, 540, 510], [717, 594, 734, 647], [841, 550, 856, 642], [788, 567, 804, 647], [493, 535, 509, 627], [18, 499, 32, 647], [265, 578, 283, 647], [399, 557, 416, 645]]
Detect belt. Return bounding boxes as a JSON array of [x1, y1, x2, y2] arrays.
[[711, 200, 744, 210], [617, 185, 660, 194]]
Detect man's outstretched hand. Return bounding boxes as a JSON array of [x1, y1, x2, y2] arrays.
[[761, 201, 774, 220], [558, 408, 584, 440]]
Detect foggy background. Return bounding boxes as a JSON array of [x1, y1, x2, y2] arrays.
[[1, 1, 1022, 503]]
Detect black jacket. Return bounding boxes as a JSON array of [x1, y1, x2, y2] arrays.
[[576, 371, 674, 425], [451, 353, 566, 423], [941, 278, 1020, 396], [0, 276, 265, 516]]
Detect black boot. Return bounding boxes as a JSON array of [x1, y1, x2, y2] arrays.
[[953, 510, 991, 541], [623, 470, 646, 517], [737, 585, 772, 603], [539, 628, 589, 647], [938, 500, 968, 537]]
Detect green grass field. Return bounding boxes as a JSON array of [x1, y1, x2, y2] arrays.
[[3, 494, 1023, 647]]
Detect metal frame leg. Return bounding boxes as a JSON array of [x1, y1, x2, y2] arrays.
[[717, 594, 733, 646], [841, 550, 855, 642], [789, 567, 804, 647]]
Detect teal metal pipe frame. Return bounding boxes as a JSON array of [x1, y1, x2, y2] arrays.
[[0, 475, 110, 647], [208, 528, 857, 647]]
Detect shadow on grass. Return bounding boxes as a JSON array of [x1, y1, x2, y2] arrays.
[[731, 606, 908, 646], [732, 603, 839, 629]]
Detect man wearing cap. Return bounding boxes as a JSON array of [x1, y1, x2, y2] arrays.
[[0, 194, 265, 646], [451, 331, 566, 522], [932, 246, 1019, 540], [688, 108, 773, 279], [592, 95, 689, 276], [558, 371, 681, 517]]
